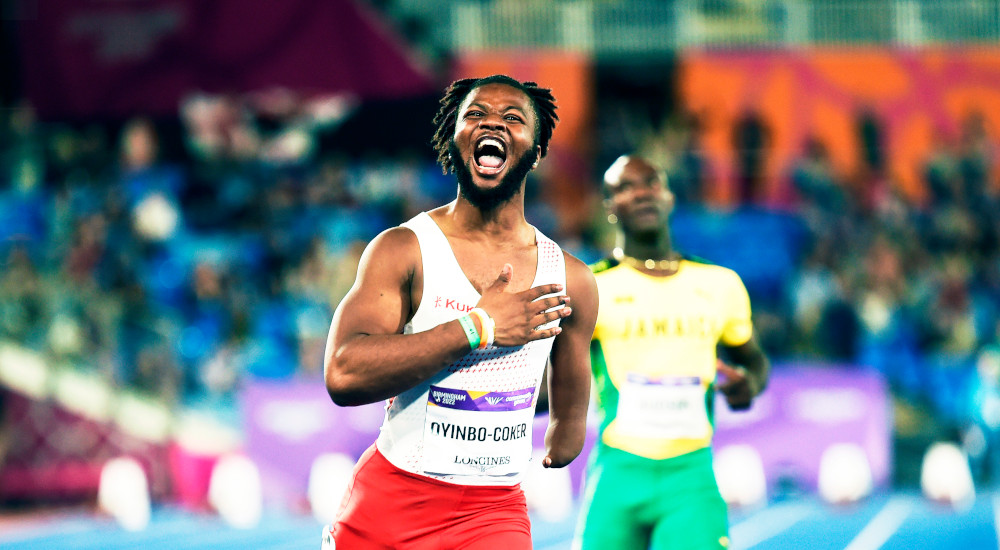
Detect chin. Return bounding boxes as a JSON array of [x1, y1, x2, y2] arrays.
[[627, 222, 664, 238]]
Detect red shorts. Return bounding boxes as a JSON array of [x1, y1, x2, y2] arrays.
[[331, 445, 532, 550]]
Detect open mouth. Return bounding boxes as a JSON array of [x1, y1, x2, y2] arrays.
[[474, 136, 507, 175]]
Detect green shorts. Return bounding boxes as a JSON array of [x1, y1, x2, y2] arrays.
[[574, 446, 729, 550]]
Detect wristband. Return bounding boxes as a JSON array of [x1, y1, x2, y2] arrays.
[[457, 314, 481, 350], [469, 308, 495, 349]]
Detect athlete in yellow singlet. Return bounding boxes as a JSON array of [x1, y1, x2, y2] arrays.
[[574, 155, 770, 550]]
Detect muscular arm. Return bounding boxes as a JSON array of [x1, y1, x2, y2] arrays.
[[542, 253, 598, 468], [717, 332, 770, 411], [324, 228, 474, 406]]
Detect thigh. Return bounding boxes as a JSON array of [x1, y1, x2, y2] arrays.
[[574, 460, 651, 550], [332, 448, 397, 549], [333, 447, 458, 549], [447, 485, 532, 550], [649, 488, 729, 550]]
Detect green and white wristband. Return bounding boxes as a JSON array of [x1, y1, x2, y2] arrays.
[[457, 313, 481, 350]]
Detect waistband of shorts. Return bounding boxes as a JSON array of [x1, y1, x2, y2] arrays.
[[595, 443, 714, 469], [370, 443, 523, 492]]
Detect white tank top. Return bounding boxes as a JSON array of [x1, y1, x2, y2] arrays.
[[375, 211, 567, 486]]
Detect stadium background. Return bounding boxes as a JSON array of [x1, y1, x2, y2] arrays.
[[1, 1, 999, 548]]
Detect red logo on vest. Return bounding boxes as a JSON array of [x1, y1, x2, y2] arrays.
[[433, 296, 474, 313]]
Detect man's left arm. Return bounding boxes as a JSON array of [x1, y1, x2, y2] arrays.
[[542, 254, 598, 468], [718, 334, 770, 411]]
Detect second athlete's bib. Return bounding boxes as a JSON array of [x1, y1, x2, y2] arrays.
[[615, 374, 711, 439]]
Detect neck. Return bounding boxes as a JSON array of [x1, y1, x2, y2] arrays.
[[618, 228, 673, 260], [615, 230, 679, 272], [448, 195, 529, 237]]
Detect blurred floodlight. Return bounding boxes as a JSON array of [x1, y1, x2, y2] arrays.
[[48, 313, 82, 356], [208, 454, 263, 529], [818, 443, 873, 504], [714, 444, 767, 508], [308, 452, 356, 524], [921, 442, 975, 509], [133, 192, 179, 241], [98, 457, 151, 532], [522, 449, 574, 523]]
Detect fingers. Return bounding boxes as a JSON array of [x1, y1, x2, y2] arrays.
[[716, 362, 745, 381], [526, 325, 563, 342], [531, 306, 572, 327], [533, 295, 570, 314], [482, 279, 570, 346], [526, 283, 564, 300]]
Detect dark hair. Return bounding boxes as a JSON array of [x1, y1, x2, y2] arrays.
[[431, 75, 558, 174]]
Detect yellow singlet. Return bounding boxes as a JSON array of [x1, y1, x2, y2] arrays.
[[590, 256, 753, 460]]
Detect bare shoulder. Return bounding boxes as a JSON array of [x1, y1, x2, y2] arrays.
[[360, 226, 420, 269], [562, 252, 597, 295], [561, 251, 599, 326], [334, 225, 422, 335]]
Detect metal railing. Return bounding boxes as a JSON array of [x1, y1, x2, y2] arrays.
[[446, 1, 1000, 56]]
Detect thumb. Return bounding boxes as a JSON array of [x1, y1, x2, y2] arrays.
[[488, 263, 513, 293], [542, 455, 553, 468]]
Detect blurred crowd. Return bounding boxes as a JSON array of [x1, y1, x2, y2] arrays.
[[1, 91, 1000, 476], [0, 94, 456, 409]]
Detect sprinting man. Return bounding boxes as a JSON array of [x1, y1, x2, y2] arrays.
[[574, 154, 770, 550], [323, 75, 598, 549]]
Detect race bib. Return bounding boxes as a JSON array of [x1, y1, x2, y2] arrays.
[[615, 374, 711, 439], [422, 385, 536, 477]]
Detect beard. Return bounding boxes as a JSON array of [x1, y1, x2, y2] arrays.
[[451, 141, 538, 212]]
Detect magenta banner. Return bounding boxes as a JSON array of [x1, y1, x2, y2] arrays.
[[18, 0, 434, 119], [713, 365, 892, 491]]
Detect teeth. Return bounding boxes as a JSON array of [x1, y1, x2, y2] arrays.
[[477, 138, 504, 153]]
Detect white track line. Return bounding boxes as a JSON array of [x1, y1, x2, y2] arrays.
[[729, 502, 813, 549], [843, 498, 913, 550], [992, 493, 1000, 550]]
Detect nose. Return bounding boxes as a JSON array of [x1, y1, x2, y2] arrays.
[[630, 181, 658, 200], [478, 112, 506, 131]]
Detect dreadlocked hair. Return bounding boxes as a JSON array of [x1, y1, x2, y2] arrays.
[[431, 75, 558, 174]]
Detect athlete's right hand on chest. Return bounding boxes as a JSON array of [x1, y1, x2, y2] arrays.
[[477, 263, 571, 346]]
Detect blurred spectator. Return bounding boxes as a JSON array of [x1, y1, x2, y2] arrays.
[[1, 102, 45, 192], [925, 130, 961, 207], [857, 106, 886, 177], [791, 136, 844, 237], [0, 245, 44, 346], [788, 236, 841, 356], [664, 111, 707, 205], [118, 117, 185, 208], [732, 107, 771, 204], [957, 111, 993, 205]]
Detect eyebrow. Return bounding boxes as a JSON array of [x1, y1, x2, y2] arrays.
[[465, 102, 529, 116]]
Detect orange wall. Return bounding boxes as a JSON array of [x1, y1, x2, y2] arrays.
[[680, 48, 1000, 206]]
